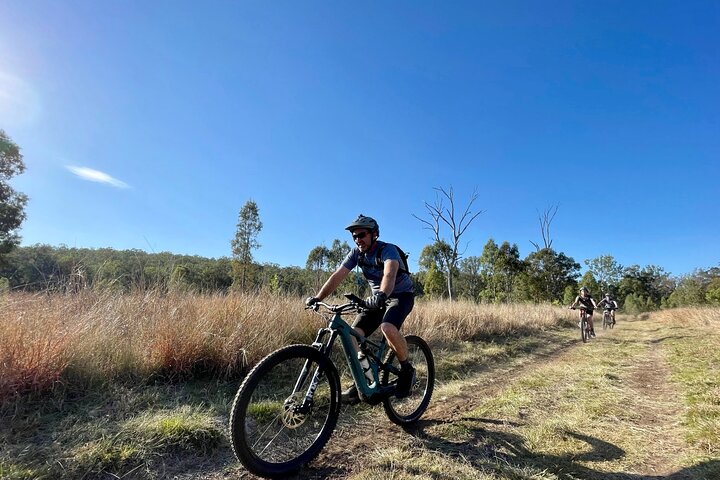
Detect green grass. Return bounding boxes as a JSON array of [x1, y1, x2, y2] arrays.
[[0, 380, 231, 479], [0, 462, 42, 480], [663, 329, 720, 462]]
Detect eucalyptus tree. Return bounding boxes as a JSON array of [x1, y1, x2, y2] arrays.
[[585, 255, 624, 293], [327, 239, 350, 268], [0, 130, 28, 261], [231, 200, 263, 291], [418, 241, 452, 298], [306, 245, 330, 291], [618, 264, 673, 309], [479, 239, 523, 303], [519, 248, 580, 303]]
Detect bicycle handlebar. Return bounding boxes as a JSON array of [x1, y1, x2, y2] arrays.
[[306, 292, 364, 315]]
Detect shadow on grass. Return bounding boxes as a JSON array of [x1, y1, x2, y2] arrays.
[[398, 416, 719, 480]]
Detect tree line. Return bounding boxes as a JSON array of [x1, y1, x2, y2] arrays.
[[2, 241, 719, 314]]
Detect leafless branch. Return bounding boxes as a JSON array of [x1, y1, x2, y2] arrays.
[[530, 204, 558, 251]]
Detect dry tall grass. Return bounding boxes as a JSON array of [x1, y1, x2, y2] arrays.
[[0, 291, 573, 401], [649, 307, 720, 327], [409, 299, 570, 341]]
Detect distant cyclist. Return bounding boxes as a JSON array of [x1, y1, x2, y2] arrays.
[[570, 286, 598, 337], [597, 292, 619, 325], [305, 214, 415, 404]]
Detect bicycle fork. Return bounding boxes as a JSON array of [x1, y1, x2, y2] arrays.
[[289, 329, 338, 413]]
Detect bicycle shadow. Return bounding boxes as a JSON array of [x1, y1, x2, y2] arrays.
[[396, 417, 719, 480]]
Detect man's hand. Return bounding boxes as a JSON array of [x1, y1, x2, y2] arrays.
[[305, 297, 319, 307], [364, 291, 387, 310]]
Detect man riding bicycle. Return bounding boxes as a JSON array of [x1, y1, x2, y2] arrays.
[[570, 286, 598, 337], [597, 292, 618, 325], [306, 214, 415, 404]]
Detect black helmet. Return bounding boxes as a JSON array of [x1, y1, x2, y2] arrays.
[[345, 214, 379, 235]]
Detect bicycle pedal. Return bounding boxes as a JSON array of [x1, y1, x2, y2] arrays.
[[366, 391, 389, 405]]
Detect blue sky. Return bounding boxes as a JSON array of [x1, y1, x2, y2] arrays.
[[1, 1, 718, 277]]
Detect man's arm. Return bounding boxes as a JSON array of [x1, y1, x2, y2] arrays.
[[314, 266, 351, 300], [379, 259, 399, 296]]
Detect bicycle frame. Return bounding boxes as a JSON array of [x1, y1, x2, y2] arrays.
[[297, 303, 400, 407]]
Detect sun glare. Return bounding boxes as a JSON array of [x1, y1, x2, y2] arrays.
[[0, 71, 40, 127]]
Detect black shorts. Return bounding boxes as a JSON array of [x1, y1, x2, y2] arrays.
[[352, 292, 414, 335]]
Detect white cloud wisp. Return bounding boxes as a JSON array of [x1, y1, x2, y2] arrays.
[[66, 166, 130, 189]]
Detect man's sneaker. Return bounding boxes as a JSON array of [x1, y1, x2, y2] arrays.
[[341, 385, 360, 405], [395, 365, 416, 398], [590, 329, 596, 338]]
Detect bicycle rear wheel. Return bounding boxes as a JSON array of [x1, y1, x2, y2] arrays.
[[229, 345, 341, 478], [381, 335, 435, 425]]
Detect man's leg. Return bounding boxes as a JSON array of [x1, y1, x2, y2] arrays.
[[379, 294, 415, 398], [381, 323, 415, 398], [380, 322, 408, 361]]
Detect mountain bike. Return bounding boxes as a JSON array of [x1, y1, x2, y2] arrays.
[[228, 293, 435, 479], [602, 307, 616, 330], [570, 305, 592, 343]]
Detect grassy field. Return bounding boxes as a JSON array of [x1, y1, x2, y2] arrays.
[[1, 292, 718, 479]]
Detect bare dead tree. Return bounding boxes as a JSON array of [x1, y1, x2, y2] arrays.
[[530, 204, 558, 251], [413, 186, 484, 301]]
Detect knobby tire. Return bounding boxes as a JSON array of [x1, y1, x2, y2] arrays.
[[381, 335, 435, 425], [228, 345, 341, 479]]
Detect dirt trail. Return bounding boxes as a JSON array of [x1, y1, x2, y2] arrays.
[[621, 322, 688, 478]]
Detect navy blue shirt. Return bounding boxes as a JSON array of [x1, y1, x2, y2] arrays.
[[341, 241, 414, 295]]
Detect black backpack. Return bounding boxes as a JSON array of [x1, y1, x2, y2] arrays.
[[358, 242, 411, 275]]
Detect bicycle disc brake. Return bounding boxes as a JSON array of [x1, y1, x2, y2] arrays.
[[281, 392, 309, 429]]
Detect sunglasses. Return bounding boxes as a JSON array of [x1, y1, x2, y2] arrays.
[[352, 231, 369, 240]]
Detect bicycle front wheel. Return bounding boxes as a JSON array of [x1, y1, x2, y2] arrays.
[[229, 345, 341, 479], [381, 335, 435, 425], [581, 316, 588, 343]]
